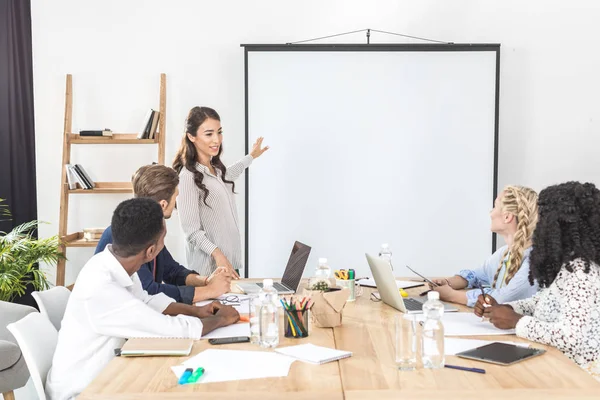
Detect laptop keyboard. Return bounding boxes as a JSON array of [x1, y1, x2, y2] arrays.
[[404, 298, 424, 311], [256, 282, 290, 292]]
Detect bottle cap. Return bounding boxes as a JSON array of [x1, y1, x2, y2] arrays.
[[318, 258, 328, 264], [381, 243, 389, 249], [427, 291, 440, 300], [263, 278, 273, 287]]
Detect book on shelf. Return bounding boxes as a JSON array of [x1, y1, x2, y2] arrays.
[[137, 109, 152, 139], [82, 228, 105, 241], [79, 129, 113, 137], [148, 111, 160, 140], [137, 109, 159, 139], [73, 164, 95, 189], [66, 164, 95, 189], [66, 164, 89, 189], [65, 164, 78, 189]]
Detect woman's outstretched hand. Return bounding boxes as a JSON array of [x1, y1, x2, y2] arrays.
[[250, 137, 269, 159]]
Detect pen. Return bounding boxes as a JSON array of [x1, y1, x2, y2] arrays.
[[178, 368, 193, 385], [444, 364, 486, 374], [419, 289, 432, 297], [478, 282, 486, 299], [478, 282, 490, 321], [405, 265, 438, 287], [187, 367, 205, 383]]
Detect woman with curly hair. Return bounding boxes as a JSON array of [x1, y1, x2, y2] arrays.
[[477, 181, 600, 381], [173, 107, 269, 277], [431, 185, 539, 307]]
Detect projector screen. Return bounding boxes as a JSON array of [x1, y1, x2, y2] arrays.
[[244, 44, 499, 279]]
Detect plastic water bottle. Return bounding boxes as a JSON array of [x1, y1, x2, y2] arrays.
[[379, 243, 393, 271], [249, 294, 262, 344], [421, 291, 445, 368], [315, 258, 331, 280], [258, 279, 279, 348]]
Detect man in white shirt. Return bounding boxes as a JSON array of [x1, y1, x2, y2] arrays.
[[46, 198, 239, 400]]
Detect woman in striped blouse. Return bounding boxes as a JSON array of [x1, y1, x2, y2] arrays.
[[173, 106, 269, 277]]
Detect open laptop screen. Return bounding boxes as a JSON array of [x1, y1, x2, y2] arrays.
[[280, 241, 311, 290]]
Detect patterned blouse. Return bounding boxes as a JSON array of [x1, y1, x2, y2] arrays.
[[508, 259, 600, 381]]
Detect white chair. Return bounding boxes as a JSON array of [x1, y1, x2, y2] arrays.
[[32, 286, 71, 331], [7, 313, 58, 400], [0, 301, 38, 400]]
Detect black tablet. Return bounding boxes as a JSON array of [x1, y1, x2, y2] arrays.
[[456, 342, 546, 366]]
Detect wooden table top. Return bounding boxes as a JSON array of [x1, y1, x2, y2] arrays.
[[78, 280, 600, 399]]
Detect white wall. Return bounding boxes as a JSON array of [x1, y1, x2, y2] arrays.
[[31, 0, 600, 284]]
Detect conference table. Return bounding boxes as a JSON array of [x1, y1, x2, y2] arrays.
[[78, 281, 600, 400]]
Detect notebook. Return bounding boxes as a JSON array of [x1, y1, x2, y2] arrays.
[[119, 338, 194, 357], [275, 343, 352, 364]]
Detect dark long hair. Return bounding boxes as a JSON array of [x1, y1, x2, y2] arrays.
[[172, 107, 235, 205], [529, 181, 600, 288]]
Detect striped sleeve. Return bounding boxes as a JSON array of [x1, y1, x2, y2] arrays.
[[225, 155, 253, 181], [177, 169, 218, 256]]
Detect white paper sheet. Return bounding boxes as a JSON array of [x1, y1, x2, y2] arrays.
[[195, 300, 248, 314], [359, 277, 425, 289], [405, 312, 516, 336], [444, 338, 529, 355], [275, 343, 352, 364], [201, 322, 250, 339], [171, 349, 295, 384]]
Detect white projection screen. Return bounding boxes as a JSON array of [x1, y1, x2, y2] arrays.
[[243, 44, 499, 279]]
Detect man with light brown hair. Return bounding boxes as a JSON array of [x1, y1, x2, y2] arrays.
[[95, 164, 232, 303]]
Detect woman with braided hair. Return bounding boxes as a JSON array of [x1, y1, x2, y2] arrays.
[[430, 185, 540, 307], [476, 181, 600, 381]]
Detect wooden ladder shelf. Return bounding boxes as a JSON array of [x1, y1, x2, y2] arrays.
[[56, 73, 167, 286]]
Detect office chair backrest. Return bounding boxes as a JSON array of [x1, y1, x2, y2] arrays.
[[32, 286, 71, 331], [7, 312, 58, 400]]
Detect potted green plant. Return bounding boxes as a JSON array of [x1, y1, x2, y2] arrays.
[[0, 199, 62, 302]]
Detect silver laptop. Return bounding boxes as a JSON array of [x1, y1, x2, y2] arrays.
[[237, 241, 311, 295], [365, 253, 458, 314]]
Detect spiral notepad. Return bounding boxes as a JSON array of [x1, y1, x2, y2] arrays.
[[274, 343, 352, 364], [119, 338, 193, 357]]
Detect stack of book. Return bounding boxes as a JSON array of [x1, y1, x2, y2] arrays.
[[66, 164, 95, 189], [78, 129, 113, 138], [137, 109, 160, 139], [82, 228, 105, 241]]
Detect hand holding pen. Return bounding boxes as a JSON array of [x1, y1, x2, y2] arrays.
[[475, 283, 490, 321], [474, 291, 498, 318]]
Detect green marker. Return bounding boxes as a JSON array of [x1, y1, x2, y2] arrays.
[[187, 367, 205, 384]]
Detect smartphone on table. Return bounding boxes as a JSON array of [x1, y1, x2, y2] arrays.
[[208, 336, 250, 345]]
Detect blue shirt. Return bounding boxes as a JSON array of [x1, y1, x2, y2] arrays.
[[458, 245, 539, 307], [94, 226, 198, 304]]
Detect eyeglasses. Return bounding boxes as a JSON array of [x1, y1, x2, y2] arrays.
[[219, 295, 242, 305], [370, 292, 382, 302], [217, 295, 252, 306]]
